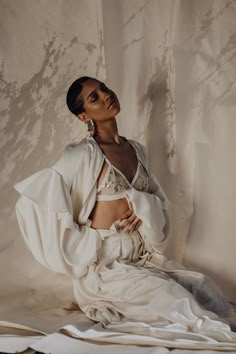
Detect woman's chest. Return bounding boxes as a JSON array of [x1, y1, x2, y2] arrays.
[[98, 142, 138, 182]]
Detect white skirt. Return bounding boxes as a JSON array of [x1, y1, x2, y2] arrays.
[[71, 221, 236, 343], [14, 168, 236, 347]]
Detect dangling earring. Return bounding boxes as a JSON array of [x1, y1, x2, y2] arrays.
[[86, 119, 95, 137]]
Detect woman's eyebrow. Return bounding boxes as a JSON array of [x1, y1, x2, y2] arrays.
[[86, 83, 105, 101]]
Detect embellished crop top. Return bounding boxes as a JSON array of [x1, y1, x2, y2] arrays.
[[96, 155, 150, 201]]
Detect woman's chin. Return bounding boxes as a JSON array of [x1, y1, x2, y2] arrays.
[[113, 105, 121, 116]]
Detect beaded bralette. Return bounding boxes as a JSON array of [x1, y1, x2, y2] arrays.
[[96, 156, 149, 201]]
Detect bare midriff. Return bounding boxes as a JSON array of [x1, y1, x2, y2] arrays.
[[88, 138, 138, 229], [89, 198, 129, 229]]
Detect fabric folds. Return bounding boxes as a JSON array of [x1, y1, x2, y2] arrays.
[[125, 188, 169, 253], [14, 168, 102, 279], [13, 139, 236, 349]]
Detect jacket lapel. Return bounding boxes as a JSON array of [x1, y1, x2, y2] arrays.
[[78, 137, 150, 224]]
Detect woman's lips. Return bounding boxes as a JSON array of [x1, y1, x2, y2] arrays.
[[107, 101, 115, 109]]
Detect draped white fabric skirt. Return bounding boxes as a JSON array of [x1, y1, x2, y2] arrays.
[[14, 167, 236, 346], [71, 221, 236, 343]]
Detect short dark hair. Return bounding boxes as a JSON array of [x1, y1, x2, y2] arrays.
[[66, 76, 93, 116]]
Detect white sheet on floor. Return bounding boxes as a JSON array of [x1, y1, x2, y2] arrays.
[[1, 308, 236, 353]]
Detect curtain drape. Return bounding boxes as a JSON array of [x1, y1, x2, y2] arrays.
[[1, 0, 236, 317]]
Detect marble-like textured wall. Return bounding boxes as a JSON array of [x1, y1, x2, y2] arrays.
[[103, 0, 236, 301], [1, 0, 236, 308], [0, 0, 106, 309]]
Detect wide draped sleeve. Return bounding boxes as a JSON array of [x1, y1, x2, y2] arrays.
[[125, 141, 171, 254], [14, 146, 102, 279]]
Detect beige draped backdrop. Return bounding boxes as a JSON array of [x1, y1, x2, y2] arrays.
[[1, 0, 236, 321]]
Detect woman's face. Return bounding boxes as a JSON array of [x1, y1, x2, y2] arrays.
[[78, 79, 120, 122]]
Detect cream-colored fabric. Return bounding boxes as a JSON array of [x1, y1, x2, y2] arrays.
[[14, 138, 170, 277], [1, 0, 236, 351], [12, 137, 236, 349]]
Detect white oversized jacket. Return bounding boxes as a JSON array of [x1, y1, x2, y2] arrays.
[[13, 136, 236, 349], [14, 136, 171, 279]]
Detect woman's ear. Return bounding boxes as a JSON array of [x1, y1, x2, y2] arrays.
[[77, 112, 91, 123]]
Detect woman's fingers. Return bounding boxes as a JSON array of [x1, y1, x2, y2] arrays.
[[134, 219, 142, 231], [120, 216, 142, 233], [119, 208, 133, 221], [119, 208, 134, 229], [119, 210, 136, 230], [127, 217, 141, 234], [118, 208, 142, 234]]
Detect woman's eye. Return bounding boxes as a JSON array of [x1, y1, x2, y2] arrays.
[[91, 94, 98, 102]]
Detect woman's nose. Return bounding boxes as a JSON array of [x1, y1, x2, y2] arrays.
[[105, 94, 111, 102], [103, 90, 112, 101]]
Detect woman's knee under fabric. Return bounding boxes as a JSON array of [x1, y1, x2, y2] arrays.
[[168, 271, 233, 317], [83, 275, 221, 328], [79, 224, 233, 328]]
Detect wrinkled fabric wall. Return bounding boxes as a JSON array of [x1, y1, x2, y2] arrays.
[[0, 0, 106, 310], [1, 0, 236, 311]]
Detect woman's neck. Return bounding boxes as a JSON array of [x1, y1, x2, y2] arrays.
[[94, 119, 122, 145]]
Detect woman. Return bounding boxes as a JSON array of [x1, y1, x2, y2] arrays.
[[14, 76, 236, 345]]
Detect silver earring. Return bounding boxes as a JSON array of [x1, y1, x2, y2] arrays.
[[86, 119, 95, 137]]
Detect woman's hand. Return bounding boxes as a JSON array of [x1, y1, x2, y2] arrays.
[[118, 208, 142, 234]]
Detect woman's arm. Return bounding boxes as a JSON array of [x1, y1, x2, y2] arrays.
[[125, 141, 171, 253], [14, 145, 102, 278]]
